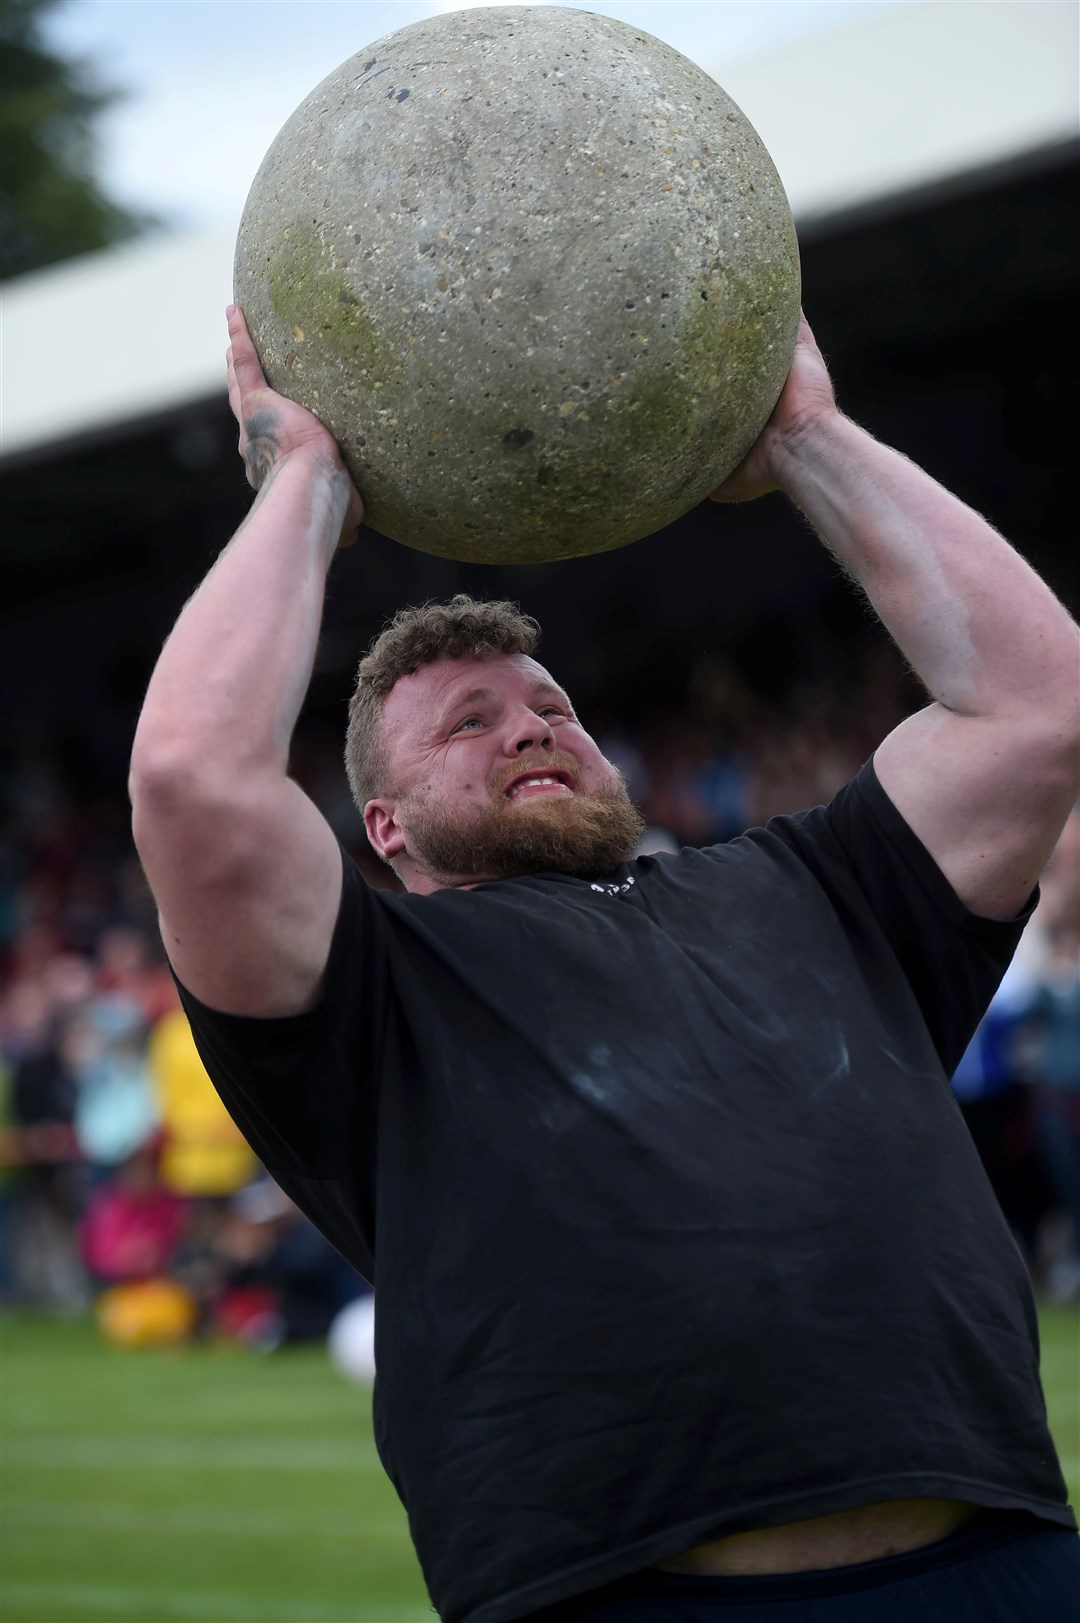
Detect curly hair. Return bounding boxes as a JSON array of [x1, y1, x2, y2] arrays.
[[344, 595, 541, 808]]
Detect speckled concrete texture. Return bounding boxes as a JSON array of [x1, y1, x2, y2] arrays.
[[235, 6, 801, 564]]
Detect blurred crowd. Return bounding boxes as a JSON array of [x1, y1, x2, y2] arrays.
[[2, 676, 1078, 1350], [0, 759, 365, 1345]]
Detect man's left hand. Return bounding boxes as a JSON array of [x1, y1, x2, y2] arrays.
[[709, 312, 838, 503]]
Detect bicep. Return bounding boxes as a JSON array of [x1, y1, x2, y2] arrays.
[[133, 776, 344, 1017], [873, 702, 1076, 921]]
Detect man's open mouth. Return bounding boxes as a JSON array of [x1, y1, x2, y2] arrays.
[[503, 770, 576, 801]]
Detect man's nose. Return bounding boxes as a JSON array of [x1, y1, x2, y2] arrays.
[[509, 709, 555, 754]]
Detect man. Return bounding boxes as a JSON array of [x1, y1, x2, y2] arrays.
[[129, 306, 1080, 1622]]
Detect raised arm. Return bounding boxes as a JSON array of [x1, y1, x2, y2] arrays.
[[712, 315, 1080, 920], [129, 306, 363, 1016]]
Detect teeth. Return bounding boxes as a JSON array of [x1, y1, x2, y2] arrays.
[[509, 775, 564, 798]]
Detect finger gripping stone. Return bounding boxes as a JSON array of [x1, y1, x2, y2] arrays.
[[234, 5, 801, 564]]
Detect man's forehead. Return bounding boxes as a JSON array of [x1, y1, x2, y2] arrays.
[[384, 651, 567, 728]]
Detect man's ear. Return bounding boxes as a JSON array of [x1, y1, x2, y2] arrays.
[[364, 799, 406, 862]]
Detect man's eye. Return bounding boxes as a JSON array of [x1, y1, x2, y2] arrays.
[[539, 707, 564, 719], [456, 716, 483, 732]]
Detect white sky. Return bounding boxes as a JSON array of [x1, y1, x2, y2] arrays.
[[47, 0, 905, 235]]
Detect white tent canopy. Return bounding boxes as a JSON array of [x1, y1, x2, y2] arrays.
[[3, 0, 1076, 464]]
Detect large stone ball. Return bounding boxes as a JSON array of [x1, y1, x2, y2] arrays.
[[235, 6, 800, 564]]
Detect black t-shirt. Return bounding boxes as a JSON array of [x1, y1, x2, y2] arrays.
[[176, 760, 1075, 1623]]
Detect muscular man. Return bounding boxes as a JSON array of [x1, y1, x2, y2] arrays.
[[129, 306, 1080, 1622]]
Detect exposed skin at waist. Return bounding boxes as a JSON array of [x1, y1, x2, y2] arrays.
[[656, 1497, 982, 1575]]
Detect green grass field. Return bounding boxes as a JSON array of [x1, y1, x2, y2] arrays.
[[2, 1309, 1077, 1623]]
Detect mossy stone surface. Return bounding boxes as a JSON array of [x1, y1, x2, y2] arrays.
[[235, 6, 801, 564]]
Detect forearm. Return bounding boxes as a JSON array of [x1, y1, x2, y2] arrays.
[[131, 449, 350, 789], [775, 414, 1078, 720]]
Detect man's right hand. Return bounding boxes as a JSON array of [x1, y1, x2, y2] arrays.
[[226, 304, 364, 548]]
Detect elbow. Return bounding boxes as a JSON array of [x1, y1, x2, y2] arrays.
[[129, 737, 237, 861], [130, 705, 279, 822], [129, 731, 279, 881], [130, 752, 204, 870], [1021, 709, 1080, 805], [130, 737, 207, 823], [130, 754, 257, 903], [129, 703, 247, 814]]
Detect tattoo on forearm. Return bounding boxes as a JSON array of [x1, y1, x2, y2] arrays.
[[243, 410, 280, 488]]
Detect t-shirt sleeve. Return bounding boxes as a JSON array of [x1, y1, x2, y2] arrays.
[[781, 756, 1037, 1077], [171, 844, 387, 1280]]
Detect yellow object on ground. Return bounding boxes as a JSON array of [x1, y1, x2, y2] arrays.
[[96, 1277, 199, 1346]]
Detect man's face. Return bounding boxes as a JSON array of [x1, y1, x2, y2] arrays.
[[364, 652, 644, 889]]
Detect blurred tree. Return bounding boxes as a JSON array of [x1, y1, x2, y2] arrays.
[[0, 0, 157, 280]]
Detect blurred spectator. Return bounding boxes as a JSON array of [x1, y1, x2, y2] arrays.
[[214, 1177, 365, 1348], [1016, 810, 1080, 1301], [952, 956, 1049, 1261], [9, 1010, 89, 1308], [72, 994, 160, 1176], [147, 1007, 257, 1198], [81, 1140, 188, 1285], [644, 721, 748, 844], [950, 808, 1080, 1293], [94, 925, 177, 1024], [1021, 916, 1080, 1301], [744, 719, 859, 829]]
